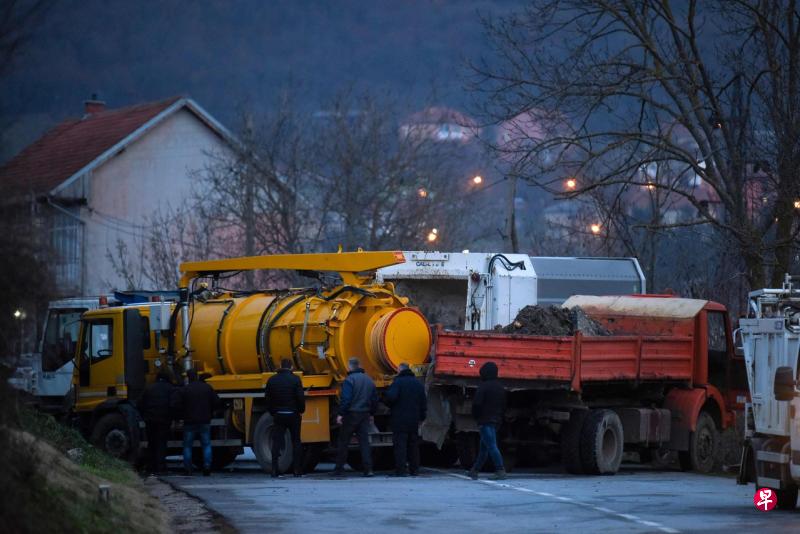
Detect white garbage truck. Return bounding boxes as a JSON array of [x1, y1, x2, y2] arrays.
[[738, 275, 800, 509], [376, 252, 645, 330]]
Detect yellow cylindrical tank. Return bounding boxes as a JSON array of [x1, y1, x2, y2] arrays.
[[184, 284, 431, 383]]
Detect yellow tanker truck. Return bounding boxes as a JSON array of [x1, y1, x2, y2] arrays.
[[71, 251, 432, 472]]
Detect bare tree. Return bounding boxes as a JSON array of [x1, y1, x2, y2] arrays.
[[0, 0, 54, 356], [473, 0, 800, 291], [107, 205, 223, 289], [195, 90, 473, 269], [309, 91, 469, 252], [108, 90, 487, 290]]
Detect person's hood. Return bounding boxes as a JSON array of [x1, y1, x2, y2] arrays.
[[348, 368, 365, 375], [479, 361, 498, 381], [397, 368, 415, 378], [277, 367, 292, 374]]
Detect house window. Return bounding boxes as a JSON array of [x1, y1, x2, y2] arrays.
[[50, 211, 83, 291]]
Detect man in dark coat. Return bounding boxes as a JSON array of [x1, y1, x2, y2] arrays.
[[384, 362, 427, 476], [174, 368, 220, 476], [137, 370, 174, 474], [264, 358, 306, 477], [333, 357, 378, 477], [469, 361, 507, 480]]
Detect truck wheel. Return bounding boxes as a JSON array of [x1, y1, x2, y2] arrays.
[[775, 486, 798, 510], [678, 411, 717, 474], [456, 432, 479, 469], [91, 413, 138, 462], [580, 409, 624, 475], [252, 414, 293, 474], [562, 410, 588, 474]]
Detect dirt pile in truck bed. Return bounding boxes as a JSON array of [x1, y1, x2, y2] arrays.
[[500, 305, 610, 336]]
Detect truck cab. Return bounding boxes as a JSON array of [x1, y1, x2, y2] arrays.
[[739, 276, 800, 509], [72, 305, 152, 460], [9, 298, 98, 410]]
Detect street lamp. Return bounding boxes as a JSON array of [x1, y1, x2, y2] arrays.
[[427, 232, 437, 243], [418, 188, 428, 198], [590, 223, 601, 235], [13, 308, 26, 353], [794, 199, 800, 209], [472, 175, 483, 185], [565, 178, 577, 190]]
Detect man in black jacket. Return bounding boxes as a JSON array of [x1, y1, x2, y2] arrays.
[[469, 361, 507, 480], [264, 358, 306, 477], [384, 363, 426, 476], [175, 369, 220, 476], [138, 371, 174, 474], [333, 357, 378, 477]]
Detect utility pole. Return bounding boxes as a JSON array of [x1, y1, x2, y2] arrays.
[[243, 113, 256, 287], [505, 175, 519, 252]]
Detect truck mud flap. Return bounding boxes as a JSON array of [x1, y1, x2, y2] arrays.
[[420, 385, 452, 448]]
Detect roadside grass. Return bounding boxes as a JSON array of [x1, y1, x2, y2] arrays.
[[0, 372, 167, 533], [18, 406, 138, 484]]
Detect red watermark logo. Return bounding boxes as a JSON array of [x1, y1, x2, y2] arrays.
[[754, 488, 776, 512]]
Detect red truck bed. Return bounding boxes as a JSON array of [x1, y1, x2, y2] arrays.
[[433, 327, 695, 391]]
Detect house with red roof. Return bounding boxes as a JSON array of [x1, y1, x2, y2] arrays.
[[399, 106, 479, 143], [0, 96, 235, 295]]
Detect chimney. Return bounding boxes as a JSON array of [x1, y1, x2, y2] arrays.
[[84, 93, 106, 115]]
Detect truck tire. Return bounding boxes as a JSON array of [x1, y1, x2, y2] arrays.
[[678, 411, 717, 474], [580, 409, 624, 475], [562, 410, 588, 474], [775, 486, 798, 510], [252, 414, 293, 474], [91, 412, 138, 462]]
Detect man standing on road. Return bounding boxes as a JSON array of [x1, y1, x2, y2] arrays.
[[333, 357, 378, 477], [384, 362, 426, 477], [469, 361, 507, 480], [137, 370, 174, 475], [264, 358, 306, 478], [174, 369, 219, 476]]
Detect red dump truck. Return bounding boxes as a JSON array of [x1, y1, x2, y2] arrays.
[[426, 295, 748, 475]]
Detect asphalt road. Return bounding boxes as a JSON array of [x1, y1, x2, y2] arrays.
[[164, 459, 800, 533]]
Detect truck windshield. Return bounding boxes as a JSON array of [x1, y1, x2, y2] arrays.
[[707, 311, 728, 389], [42, 309, 85, 372]]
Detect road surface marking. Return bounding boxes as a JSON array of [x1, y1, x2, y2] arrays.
[[434, 470, 680, 534]]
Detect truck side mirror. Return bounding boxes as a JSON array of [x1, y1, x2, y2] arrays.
[[774, 366, 797, 401]]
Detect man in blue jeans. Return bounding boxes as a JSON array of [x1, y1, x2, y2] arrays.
[[469, 361, 507, 480], [174, 369, 220, 476]]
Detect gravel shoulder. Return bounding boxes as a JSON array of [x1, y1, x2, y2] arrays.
[[144, 476, 236, 534]]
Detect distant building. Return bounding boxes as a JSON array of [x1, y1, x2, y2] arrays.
[[399, 106, 479, 143], [0, 96, 235, 295]]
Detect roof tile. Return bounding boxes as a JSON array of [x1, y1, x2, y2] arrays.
[[0, 96, 183, 195]]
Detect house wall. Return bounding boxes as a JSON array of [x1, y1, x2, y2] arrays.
[[74, 108, 229, 294]]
